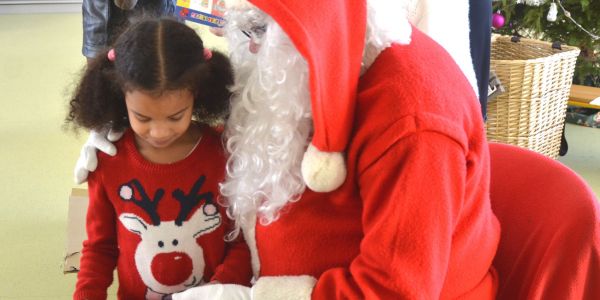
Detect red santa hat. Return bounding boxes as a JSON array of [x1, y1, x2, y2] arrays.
[[227, 0, 367, 192]]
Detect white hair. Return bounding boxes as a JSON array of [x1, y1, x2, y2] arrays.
[[220, 1, 411, 237], [362, 0, 412, 74], [220, 8, 312, 238]]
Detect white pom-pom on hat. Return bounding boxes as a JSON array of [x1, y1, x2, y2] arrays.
[[301, 144, 346, 193]]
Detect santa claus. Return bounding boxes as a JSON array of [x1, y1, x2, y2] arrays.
[[75, 0, 500, 298], [172, 0, 499, 298]]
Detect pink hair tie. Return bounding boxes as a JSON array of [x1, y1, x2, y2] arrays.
[[107, 49, 116, 62], [203, 48, 213, 60]]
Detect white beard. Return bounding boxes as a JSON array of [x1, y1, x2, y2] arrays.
[[220, 13, 313, 237]]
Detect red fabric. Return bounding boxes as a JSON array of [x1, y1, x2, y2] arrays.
[[74, 127, 251, 300], [255, 28, 500, 299], [489, 143, 600, 300], [248, 0, 366, 152]]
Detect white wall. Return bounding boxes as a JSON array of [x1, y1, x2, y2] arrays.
[[0, 0, 82, 14]]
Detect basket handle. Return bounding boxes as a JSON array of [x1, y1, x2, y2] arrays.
[[510, 35, 564, 50], [552, 41, 562, 50]]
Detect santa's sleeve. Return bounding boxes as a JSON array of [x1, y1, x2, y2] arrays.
[[252, 129, 467, 299], [73, 170, 119, 300]]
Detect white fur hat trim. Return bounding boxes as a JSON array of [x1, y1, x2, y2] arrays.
[[301, 143, 347, 193], [253, 275, 317, 300]]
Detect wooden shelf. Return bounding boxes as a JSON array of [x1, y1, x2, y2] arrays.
[[568, 84, 600, 110]]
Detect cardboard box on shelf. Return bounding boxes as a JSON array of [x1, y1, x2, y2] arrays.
[[63, 188, 88, 274], [176, 0, 226, 27]]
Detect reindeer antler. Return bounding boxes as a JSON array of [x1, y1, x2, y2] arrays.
[[119, 179, 164, 225], [172, 175, 215, 226]]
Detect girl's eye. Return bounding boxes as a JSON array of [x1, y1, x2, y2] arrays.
[[137, 117, 151, 123], [169, 116, 183, 121]]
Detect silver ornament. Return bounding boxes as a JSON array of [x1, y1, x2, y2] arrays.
[[547, 2, 558, 22], [525, 0, 545, 6]]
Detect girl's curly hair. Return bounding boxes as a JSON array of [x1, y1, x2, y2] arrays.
[[66, 17, 233, 132]]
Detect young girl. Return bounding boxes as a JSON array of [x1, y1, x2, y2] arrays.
[[66, 18, 251, 300]]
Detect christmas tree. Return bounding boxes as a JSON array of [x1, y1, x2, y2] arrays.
[[492, 0, 600, 87]]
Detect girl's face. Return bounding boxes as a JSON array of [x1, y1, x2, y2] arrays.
[[125, 89, 194, 149]]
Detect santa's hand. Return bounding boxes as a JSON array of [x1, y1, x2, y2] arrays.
[[114, 0, 138, 10], [74, 128, 124, 184], [171, 284, 251, 300]]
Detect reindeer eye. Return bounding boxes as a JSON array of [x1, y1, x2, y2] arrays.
[[158, 241, 164, 248], [172, 239, 179, 246]]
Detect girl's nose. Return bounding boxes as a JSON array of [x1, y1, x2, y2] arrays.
[[149, 124, 170, 139]]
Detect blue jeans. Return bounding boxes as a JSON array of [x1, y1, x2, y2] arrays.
[[82, 0, 177, 58], [469, 0, 492, 119]]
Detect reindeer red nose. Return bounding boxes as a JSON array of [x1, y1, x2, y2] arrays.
[[151, 252, 193, 286]]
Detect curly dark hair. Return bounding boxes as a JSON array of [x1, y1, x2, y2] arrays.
[[66, 17, 233, 132]]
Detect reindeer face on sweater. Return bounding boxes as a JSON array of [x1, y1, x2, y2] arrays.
[[117, 176, 221, 297]]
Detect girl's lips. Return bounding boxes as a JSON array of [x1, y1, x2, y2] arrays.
[[149, 138, 172, 147]]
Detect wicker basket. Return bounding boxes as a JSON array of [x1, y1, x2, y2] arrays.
[[486, 35, 580, 158]]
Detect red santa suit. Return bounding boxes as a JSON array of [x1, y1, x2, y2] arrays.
[[232, 1, 501, 299]]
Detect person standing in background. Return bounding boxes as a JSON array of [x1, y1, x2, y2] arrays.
[[82, 0, 178, 62], [469, 0, 492, 119]]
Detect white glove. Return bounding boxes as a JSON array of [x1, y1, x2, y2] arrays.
[[74, 128, 124, 184], [171, 284, 252, 300]]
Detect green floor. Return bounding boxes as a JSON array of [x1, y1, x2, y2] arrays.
[[0, 13, 598, 300], [559, 125, 600, 192]]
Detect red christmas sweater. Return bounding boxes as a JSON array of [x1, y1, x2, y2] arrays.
[[74, 126, 251, 300], [250, 28, 501, 299]]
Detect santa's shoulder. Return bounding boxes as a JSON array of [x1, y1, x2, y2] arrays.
[[359, 27, 478, 119]]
